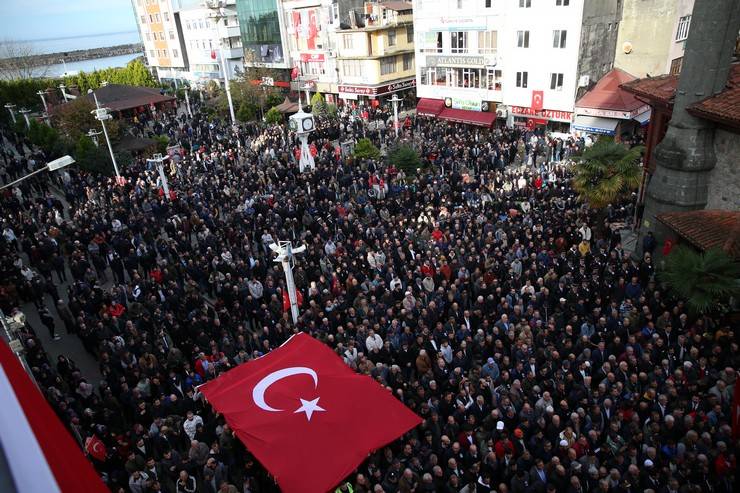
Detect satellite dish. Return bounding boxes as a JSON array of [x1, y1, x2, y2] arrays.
[[623, 42, 633, 54]]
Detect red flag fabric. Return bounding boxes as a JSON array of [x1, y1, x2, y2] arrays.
[[531, 90, 544, 111], [200, 333, 421, 493], [85, 435, 107, 462], [0, 340, 108, 493], [732, 378, 740, 439], [282, 289, 304, 310]]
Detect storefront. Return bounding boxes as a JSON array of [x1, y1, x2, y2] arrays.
[[572, 69, 652, 141], [337, 78, 417, 106], [509, 106, 574, 133]]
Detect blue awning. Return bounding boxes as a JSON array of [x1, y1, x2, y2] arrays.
[[572, 115, 618, 135], [633, 108, 652, 126]]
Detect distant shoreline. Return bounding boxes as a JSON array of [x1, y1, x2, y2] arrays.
[[11, 43, 145, 68]]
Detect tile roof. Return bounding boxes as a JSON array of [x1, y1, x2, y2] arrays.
[[620, 74, 679, 105], [83, 84, 176, 112], [686, 63, 740, 127], [575, 68, 645, 113], [657, 210, 740, 259], [380, 1, 413, 11]]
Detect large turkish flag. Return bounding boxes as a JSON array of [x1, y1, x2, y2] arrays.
[[200, 333, 421, 493]]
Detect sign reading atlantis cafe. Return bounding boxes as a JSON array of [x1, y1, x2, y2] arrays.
[[338, 78, 416, 96]]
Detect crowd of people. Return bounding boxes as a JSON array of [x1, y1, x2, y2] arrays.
[[0, 96, 736, 493]]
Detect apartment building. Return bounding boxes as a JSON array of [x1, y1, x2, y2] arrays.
[[335, 2, 417, 103], [178, 0, 244, 84], [131, 0, 189, 81], [413, 0, 621, 130], [235, 0, 290, 69], [615, 0, 695, 77]]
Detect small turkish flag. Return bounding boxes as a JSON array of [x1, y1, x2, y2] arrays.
[[531, 90, 544, 111], [282, 289, 303, 310], [200, 333, 421, 493], [84, 435, 107, 462]]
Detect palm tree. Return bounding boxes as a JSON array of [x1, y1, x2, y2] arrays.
[[572, 140, 644, 208], [661, 246, 740, 315]]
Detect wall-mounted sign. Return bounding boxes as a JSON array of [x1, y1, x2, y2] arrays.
[[575, 104, 651, 120], [426, 55, 486, 68], [338, 78, 416, 96], [439, 17, 487, 31], [445, 97, 482, 112], [300, 53, 325, 63], [511, 106, 573, 122]]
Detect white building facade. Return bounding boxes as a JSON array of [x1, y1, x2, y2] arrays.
[[178, 1, 244, 85], [413, 0, 619, 130], [131, 0, 188, 81]]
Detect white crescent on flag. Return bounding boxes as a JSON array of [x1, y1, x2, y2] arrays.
[[252, 366, 326, 421]]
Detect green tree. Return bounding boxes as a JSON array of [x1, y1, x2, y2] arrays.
[[389, 144, 422, 172], [154, 135, 170, 154], [661, 246, 740, 315], [74, 134, 114, 175], [572, 140, 644, 208], [236, 100, 258, 122], [353, 138, 381, 160], [326, 104, 338, 119], [265, 107, 283, 124], [52, 97, 120, 143], [311, 92, 327, 117], [27, 120, 64, 157]]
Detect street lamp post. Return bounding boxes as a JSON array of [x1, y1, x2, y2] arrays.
[[0, 155, 75, 191], [183, 87, 192, 118], [86, 129, 102, 147], [18, 108, 31, 129], [4, 103, 16, 124], [147, 153, 171, 200], [206, 0, 236, 126], [36, 91, 48, 113], [390, 94, 402, 139], [89, 89, 121, 179], [58, 84, 69, 103], [59, 58, 68, 76], [269, 241, 306, 324]]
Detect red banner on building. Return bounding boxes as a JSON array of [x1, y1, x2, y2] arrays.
[[531, 90, 544, 111]]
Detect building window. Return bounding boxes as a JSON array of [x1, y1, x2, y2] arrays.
[[451, 31, 468, 53], [550, 73, 564, 91], [486, 68, 502, 90], [155, 13, 160, 22], [388, 29, 396, 46], [517, 31, 530, 48], [516, 71, 528, 88], [422, 32, 443, 53], [457, 0, 463, 8], [164, 12, 169, 22], [553, 30, 567, 48], [484, 0, 492, 7], [519, 0, 531, 7], [341, 60, 361, 77], [403, 53, 413, 71], [343, 35, 353, 50], [556, 0, 569, 5], [381, 56, 396, 75], [478, 31, 497, 54], [669, 57, 683, 75], [169, 30, 175, 40], [140, 15, 147, 24], [173, 49, 179, 58], [145, 33, 150, 41], [163, 49, 168, 57], [149, 50, 155, 58], [676, 15, 691, 41], [186, 21, 191, 30], [406, 25, 414, 43]]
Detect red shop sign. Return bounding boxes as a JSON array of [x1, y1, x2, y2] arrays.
[[300, 53, 325, 63]]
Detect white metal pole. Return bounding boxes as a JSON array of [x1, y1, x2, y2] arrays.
[[184, 89, 192, 117], [92, 92, 120, 178], [282, 257, 300, 324], [393, 98, 399, 138], [19, 109, 31, 129], [157, 159, 171, 200], [4, 104, 16, 124], [37, 91, 48, 112], [219, 42, 236, 125]]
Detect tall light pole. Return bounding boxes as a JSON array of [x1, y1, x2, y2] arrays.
[[58, 84, 69, 102], [18, 108, 31, 129], [86, 129, 102, 147], [59, 58, 68, 76], [205, 0, 236, 126], [4, 103, 16, 124], [147, 153, 171, 200], [184, 87, 192, 117], [269, 241, 306, 324], [390, 94, 402, 139], [36, 91, 48, 113], [89, 89, 121, 179], [0, 155, 75, 191]]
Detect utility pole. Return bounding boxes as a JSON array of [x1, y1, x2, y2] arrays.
[[269, 241, 306, 324], [147, 153, 171, 200], [18, 108, 31, 129], [390, 94, 401, 139], [89, 89, 121, 179], [4, 103, 16, 124]]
